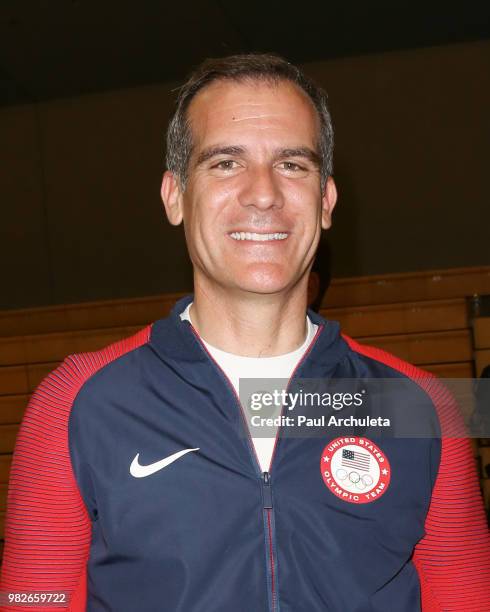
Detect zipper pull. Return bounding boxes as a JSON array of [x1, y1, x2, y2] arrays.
[[262, 471, 273, 509]]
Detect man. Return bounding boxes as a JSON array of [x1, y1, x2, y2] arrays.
[[1, 54, 489, 611]]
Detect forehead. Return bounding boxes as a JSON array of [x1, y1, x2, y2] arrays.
[[186, 78, 320, 151]]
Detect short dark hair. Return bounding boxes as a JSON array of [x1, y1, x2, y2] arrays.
[[166, 53, 334, 190]]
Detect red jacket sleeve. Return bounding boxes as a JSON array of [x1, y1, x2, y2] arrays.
[[412, 381, 490, 612], [0, 326, 151, 611], [0, 357, 91, 611], [343, 335, 490, 611]]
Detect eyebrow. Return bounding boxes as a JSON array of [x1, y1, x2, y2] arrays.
[[194, 145, 322, 168], [276, 147, 321, 167], [195, 146, 246, 166]]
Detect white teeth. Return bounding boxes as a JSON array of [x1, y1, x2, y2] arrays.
[[230, 232, 288, 241]]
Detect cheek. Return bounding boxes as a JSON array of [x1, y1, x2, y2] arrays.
[[283, 183, 322, 227], [185, 183, 236, 246], [207, 190, 245, 238], [192, 179, 237, 218]]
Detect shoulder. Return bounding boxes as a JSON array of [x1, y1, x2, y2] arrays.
[[342, 333, 462, 437], [342, 333, 432, 380], [25, 324, 152, 423]]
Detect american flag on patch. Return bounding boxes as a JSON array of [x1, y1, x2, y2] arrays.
[[342, 449, 370, 471]]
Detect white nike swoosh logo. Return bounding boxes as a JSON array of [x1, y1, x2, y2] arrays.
[[129, 448, 200, 478]]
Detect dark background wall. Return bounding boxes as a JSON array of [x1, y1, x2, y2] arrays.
[[2, 40, 489, 310]]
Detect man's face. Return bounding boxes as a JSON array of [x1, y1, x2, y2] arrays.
[[162, 79, 336, 296]]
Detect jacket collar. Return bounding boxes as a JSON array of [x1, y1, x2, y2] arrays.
[[149, 294, 349, 376]]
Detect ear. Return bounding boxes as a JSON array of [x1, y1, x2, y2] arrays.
[[321, 176, 338, 230], [161, 170, 184, 226]]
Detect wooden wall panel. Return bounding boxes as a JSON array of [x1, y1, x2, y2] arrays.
[[0, 426, 20, 455], [0, 396, 28, 425], [0, 327, 141, 367], [0, 484, 7, 512], [0, 363, 59, 396], [0, 366, 30, 396], [357, 330, 472, 365], [0, 456, 12, 484], [0, 294, 179, 338], [474, 318, 490, 350], [322, 267, 490, 308], [422, 362, 474, 378], [322, 298, 467, 338]]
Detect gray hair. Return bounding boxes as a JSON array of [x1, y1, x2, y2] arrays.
[[165, 53, 334, 191]]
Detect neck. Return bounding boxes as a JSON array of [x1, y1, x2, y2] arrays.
[[189, 275, 310, 357]]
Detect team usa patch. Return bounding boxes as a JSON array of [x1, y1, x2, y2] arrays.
[[320, 437, 391, 504]]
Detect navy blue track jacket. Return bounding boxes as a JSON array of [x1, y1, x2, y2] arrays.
[[1, 294, 490, 611]]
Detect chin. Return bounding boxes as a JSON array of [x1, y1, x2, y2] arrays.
[[230, 264, 296, 295]]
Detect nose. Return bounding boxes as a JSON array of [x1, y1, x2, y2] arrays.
[[237, 165, 284, 210]]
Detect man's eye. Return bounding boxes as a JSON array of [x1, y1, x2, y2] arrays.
[[213, 160, 238, 170], [279, 161, 304, 172]]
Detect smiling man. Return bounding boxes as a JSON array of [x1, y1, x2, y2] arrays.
[[161, 71, 337, 361], [1, 54, 490, 612]]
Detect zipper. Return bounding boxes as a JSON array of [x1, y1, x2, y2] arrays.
[[188, 321, 324, 612], [260, 325, 322, 612], [262, 471, 276, 610], [262, 471, 273, 509]]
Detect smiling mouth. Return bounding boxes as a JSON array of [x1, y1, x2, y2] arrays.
[[229, 232, 289, 242]]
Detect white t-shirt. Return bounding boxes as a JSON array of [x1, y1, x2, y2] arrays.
[[180, 302, 318, 472]]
